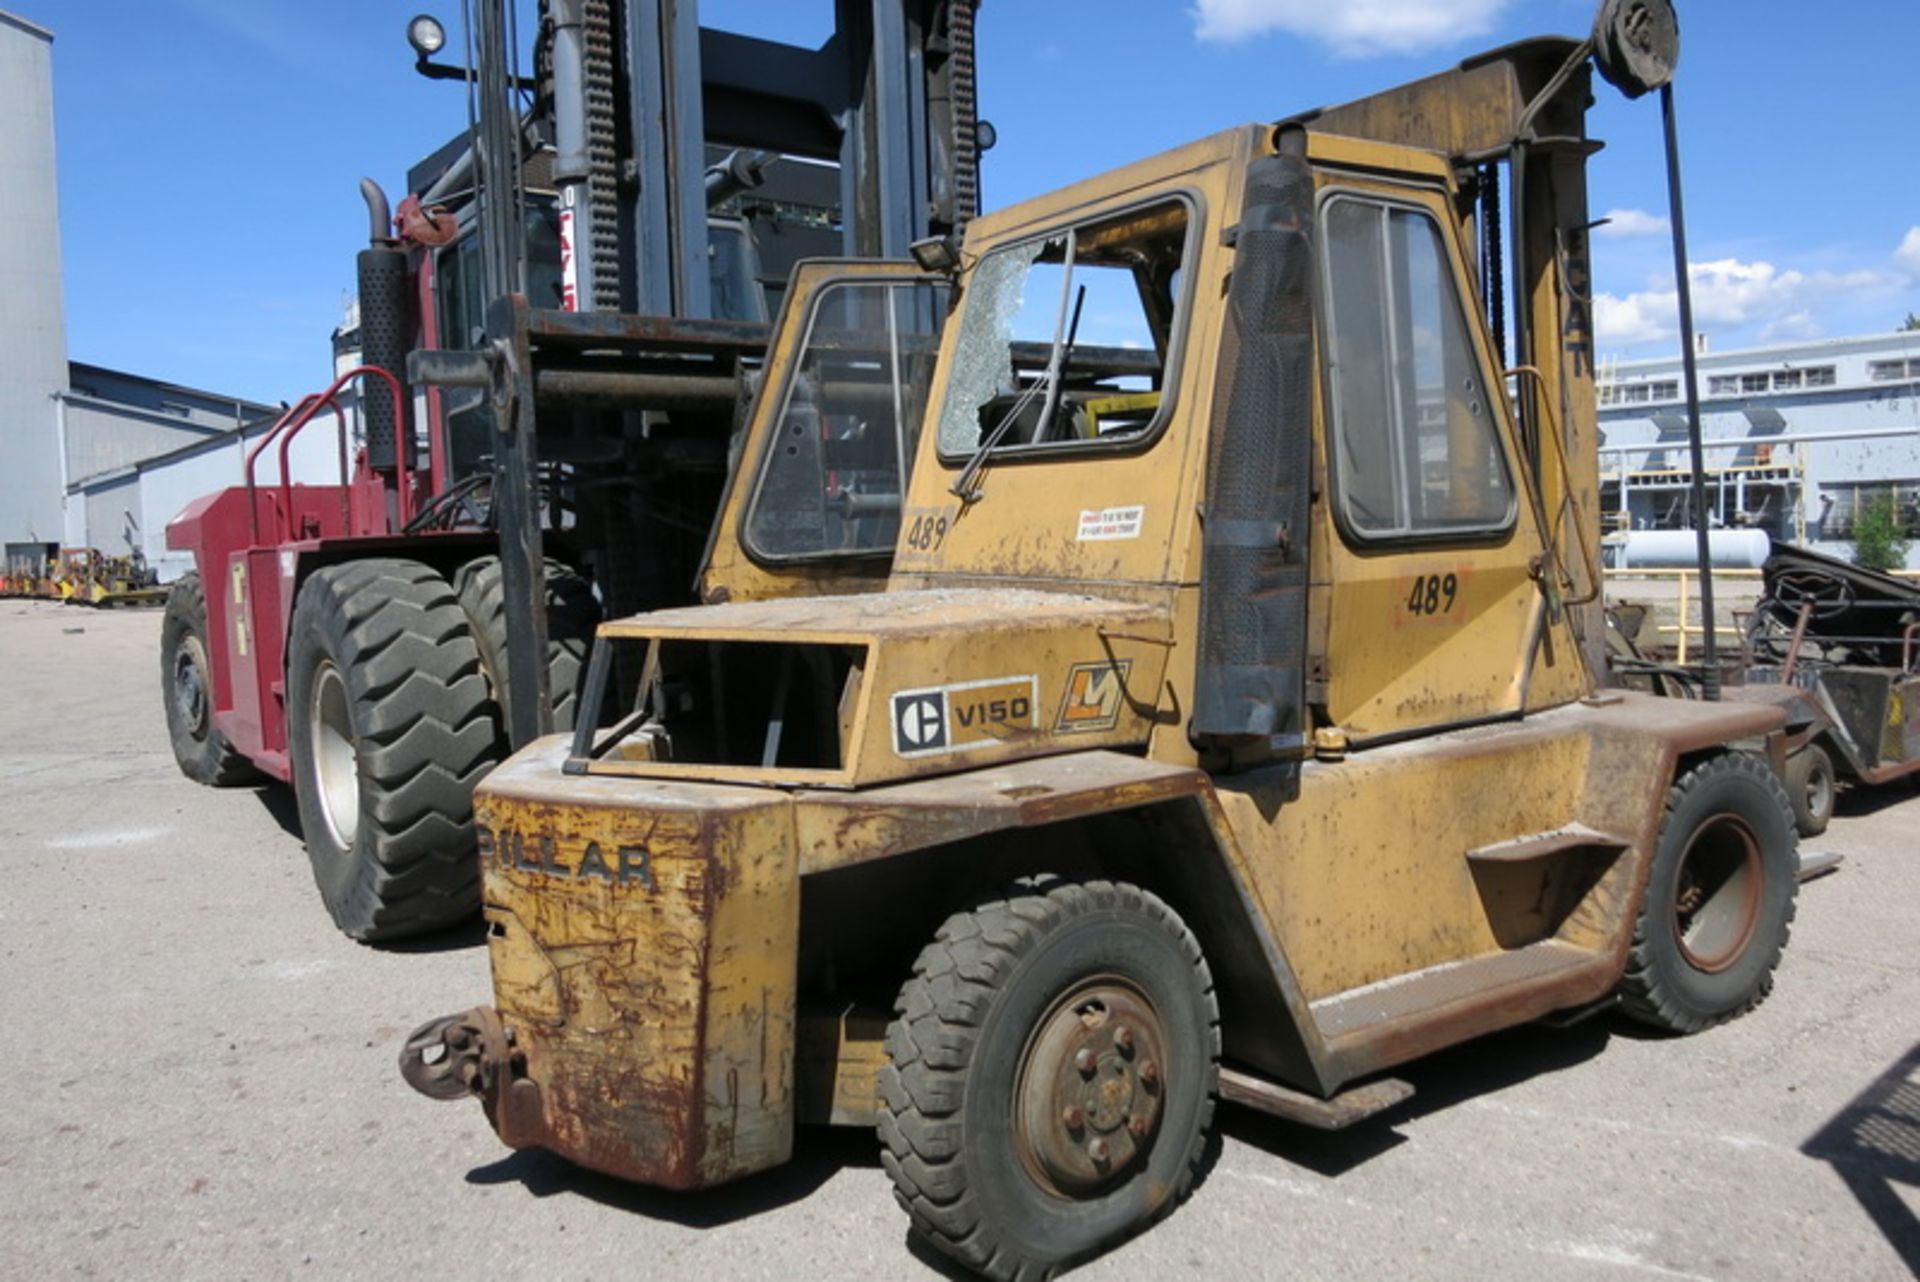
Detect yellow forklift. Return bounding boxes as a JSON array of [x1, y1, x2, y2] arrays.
[[403, 4, 1800, 1275]]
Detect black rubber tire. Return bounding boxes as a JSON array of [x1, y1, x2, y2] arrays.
[[286, 559, 500, 942], [1783, 743, 1835, 838], [878, 879, 1219, 1281], [452, 556, 600, 733], [1619, 753, 1798, 1034], [159, 572, 258, 786]]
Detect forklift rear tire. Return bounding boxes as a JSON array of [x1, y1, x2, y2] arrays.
[[286, 559, 500, 942], [160, 572, 258, 787], [1783, 743, 1835, 837], [1619, 753, 1798, 1034], [452, 556, 600, 733], [878, 879, 1219, 1281]]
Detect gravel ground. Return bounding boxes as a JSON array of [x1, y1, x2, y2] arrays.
[[2, 599, 1915, 1280]]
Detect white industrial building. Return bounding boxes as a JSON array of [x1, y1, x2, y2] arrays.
[[2, 11, 336, 583], [0, 11, 68, 550], [1597, 332, 1920, 569], [59, 365, 277, 581]]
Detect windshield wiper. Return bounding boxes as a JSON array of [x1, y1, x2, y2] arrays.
[[950, 235, 1081, 503]]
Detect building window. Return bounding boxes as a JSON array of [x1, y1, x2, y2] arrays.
[[1598, 379, 1678, 407], [1868, 358, 1920, 382], [1822, 481, 1920, 539], [1707, 366, 1836, 396]]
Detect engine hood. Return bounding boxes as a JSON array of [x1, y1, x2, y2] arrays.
[[577, 588, 1174, 787]]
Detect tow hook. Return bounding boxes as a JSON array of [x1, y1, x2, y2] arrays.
[[399, 1007, 514, 1102]]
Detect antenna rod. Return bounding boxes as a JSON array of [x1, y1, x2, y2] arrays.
[[1661, 81, 1719, 699]]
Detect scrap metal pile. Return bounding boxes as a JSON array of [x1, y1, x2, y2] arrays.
[[1744, 544, 1920, 788]]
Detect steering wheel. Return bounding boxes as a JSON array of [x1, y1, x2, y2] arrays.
[[1769, 569, 1855, 621]]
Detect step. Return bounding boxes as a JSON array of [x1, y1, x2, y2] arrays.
[[1218, 1066, 1413, 1130], [1465, 822, 1631, 865], [1309, 939, 1600, 1040]]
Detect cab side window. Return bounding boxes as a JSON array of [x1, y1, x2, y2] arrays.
[[1323, 197, 1514, 540]]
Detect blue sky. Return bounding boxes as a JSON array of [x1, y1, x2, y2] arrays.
[[24, 0, 1919, 405]]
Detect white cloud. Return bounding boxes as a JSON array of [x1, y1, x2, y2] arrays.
[[1594, 257, 1900, 348], [1593, 291, 1671, 347], [1596, 208, 1671, 239], [1192, 0, 1514, 55], [1760, 309, 1821, 344], [1897, 226, 1920, 276]]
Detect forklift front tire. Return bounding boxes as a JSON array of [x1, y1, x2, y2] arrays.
[[878, 878, 1220, 1281], [286, 559, 501, 942], [452, 556, 600, 734], [1619, 753, 1798, 1034]]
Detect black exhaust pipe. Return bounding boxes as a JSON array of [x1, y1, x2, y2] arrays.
[[357, 178, 411, 473]]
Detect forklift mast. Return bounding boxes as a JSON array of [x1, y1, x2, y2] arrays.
[[425, 0, 984, 747]]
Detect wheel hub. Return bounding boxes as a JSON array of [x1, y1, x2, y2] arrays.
[[1672, 814, 1763, 973], [1804, 763, 1832, 820], [1015, 979, 1166, 1196], [174, 638, 210, 739], [310, 661, 360, 848]]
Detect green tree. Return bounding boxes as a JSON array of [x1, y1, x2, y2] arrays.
[[1903, 312, 1920, 332], [1850, 489, 1912, 573]]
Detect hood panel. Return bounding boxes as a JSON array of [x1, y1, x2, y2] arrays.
[[593, 589, 1174, 787]]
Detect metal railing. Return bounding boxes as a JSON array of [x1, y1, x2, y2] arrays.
[[241, 366, 409, 543], [1605, 566, 1920, 663]]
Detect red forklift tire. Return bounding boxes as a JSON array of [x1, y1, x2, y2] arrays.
[[452, 557, 600, 733], [286, 559, 501, 942], [160, 573, 259, 787], [1783, 744, 1835, 838], [878, 879, 1220, 1281], [1619, 753, 1798, 1034]]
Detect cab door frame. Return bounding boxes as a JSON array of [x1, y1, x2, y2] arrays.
[[1308, 170, 1582, 744], [698, 259, 948, 604]]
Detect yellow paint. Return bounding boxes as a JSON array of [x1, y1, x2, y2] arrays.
[[587, 590, 1171, 788], [477, 745, 797, 1188]]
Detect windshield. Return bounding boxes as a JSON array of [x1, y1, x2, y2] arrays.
[[743, 278, 950, 561], [935, 198, 1191, 459], [708, 219, 767, 323]]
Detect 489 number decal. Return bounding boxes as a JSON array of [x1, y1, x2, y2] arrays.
[[1405, 572, 1459, 617], [904, 511, 950, 552]]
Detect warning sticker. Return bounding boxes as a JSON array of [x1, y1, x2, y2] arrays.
[[1077, 505, 1145, 541], [891, 676, 1038, 758], [1055, 660, 1133, 734]]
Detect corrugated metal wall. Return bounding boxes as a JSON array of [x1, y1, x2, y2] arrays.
[[62, 400, 224, 484]]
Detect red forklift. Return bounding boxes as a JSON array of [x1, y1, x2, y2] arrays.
[[162, 0, 985, 939]]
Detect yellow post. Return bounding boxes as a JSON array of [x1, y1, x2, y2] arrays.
[[1675, 569, 1689, 665]]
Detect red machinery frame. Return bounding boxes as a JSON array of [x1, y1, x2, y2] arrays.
[[165, 365, 469, 780]]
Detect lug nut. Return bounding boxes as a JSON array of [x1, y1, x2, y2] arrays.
[[1127, 1114, 1151, 1138], [1114, 1025, 1135, 1052], [1074, 1047, 1097, 1075], [1061, 1105, 1085, 1130], [1139, 1060, 1159, 1088], [1087, 1137, 1111, 1163]]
